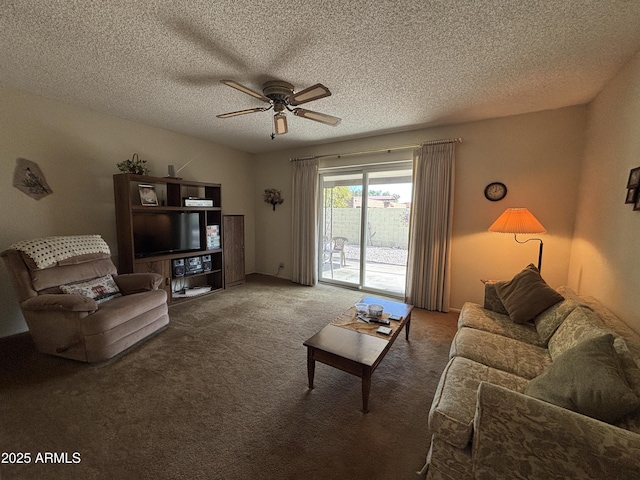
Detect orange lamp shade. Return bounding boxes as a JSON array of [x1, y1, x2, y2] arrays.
[[488, 208, 546, 234]]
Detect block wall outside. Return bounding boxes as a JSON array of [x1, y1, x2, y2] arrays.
[[321, 208, 410, 248]]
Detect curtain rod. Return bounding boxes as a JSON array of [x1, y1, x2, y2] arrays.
[[289, 137, 462, 162]]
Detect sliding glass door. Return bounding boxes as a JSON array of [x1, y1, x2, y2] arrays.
[[320, 171, 363, 287], [319, 163, 412, 297]]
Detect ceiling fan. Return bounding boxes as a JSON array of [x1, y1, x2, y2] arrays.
[[216, 79, 341, 135]]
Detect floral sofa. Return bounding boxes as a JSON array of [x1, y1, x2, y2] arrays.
[[423, 264, 640, 479]]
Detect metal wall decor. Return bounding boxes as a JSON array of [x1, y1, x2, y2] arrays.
[[13, 158, 52, 200], [263, 188, 284, 211]]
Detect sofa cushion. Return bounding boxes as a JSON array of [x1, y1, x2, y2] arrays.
[[82, 289, 167, 336], [494, 264, 564, 324], [458, 303, 544, 346], [30, 257, 117, 292], [562, 287, 640, 360], [525, 334, 640, 424], [60, 274, 122, 304], [450, 327, 552, 379], [612, 338, 640, 434], [547, 306, 610, 360], [429, 356, 529, 449], [534, 300, 583, 346]]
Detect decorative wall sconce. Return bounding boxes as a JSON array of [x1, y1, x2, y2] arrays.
[[264, 188, 284, 211]]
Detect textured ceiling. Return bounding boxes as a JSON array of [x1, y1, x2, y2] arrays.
[[2, 1, 640, 154]]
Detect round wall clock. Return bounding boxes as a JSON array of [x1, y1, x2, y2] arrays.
[[484, 182, 507, 201]]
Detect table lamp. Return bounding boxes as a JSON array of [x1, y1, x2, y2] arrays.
[[488, 208, 547, 271]]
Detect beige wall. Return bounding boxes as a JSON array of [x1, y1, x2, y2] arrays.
[[4, 50, 638, 340], [0, 85, 255, 337], [568, 49, 640, 335], [253, 106, 588, 309]]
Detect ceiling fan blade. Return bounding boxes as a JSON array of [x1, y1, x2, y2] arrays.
[[293, 108, 341, 126], [289, 83, 332, 105], [216, 107, 270, 118], [220, 80, 270, 103]]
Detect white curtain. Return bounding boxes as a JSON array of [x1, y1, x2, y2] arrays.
[[291, 158, 319, 286], [405, 143, 456, 311]]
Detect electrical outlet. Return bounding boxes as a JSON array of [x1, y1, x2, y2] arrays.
[[278, 262, 285, 268]]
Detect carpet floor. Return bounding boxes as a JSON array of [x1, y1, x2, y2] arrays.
[[0, 274, 457, 480]]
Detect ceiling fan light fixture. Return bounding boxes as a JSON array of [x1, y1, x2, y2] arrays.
[[274, 113, 288, 135]]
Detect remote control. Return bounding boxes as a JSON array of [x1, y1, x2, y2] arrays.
[[370, 318, 390, 325]]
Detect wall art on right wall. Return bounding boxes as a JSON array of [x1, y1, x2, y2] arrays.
[[626, 166, 640, 208], [634, 191, 640, 211]]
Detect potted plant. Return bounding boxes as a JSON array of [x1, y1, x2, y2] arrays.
[[117, 153, 150, 175]]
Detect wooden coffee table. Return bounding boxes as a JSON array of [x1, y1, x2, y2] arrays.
[[303, 296, 414, 413]]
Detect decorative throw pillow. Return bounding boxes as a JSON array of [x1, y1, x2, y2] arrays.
[[494, 264, 564, 324], [525, 334, 640, 424], [60, 274, 122, 304]]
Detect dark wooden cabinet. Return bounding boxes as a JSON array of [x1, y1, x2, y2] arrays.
[[223, 215, 245, 287], [113, 173, 223, 304]]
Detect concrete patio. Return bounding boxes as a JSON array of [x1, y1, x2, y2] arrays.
[[320, 245, 408, 296]]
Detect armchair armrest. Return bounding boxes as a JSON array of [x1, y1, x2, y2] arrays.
[[114, 273, 163, 294], [472, 382, 640, 479], [21, 294, 98, 313]]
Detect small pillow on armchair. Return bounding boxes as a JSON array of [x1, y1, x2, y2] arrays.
[[494, 264, 564, 324], [60, 274, 122, 304], [525, 334, 640, 424]]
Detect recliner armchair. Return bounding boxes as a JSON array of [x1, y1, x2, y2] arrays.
[[1, 235, 169, 362]]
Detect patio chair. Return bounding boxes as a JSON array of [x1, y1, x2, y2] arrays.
[[322, 236, 348, 278], [332, 237, 348, 267]]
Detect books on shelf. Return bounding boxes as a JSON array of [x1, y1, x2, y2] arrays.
[[206, 225, 220, 249]]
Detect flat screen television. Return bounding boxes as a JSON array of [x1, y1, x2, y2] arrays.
[[133, 212, 202, 258]]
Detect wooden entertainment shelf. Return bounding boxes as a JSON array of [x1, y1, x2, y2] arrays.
[[113, 173, 223, 304]]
